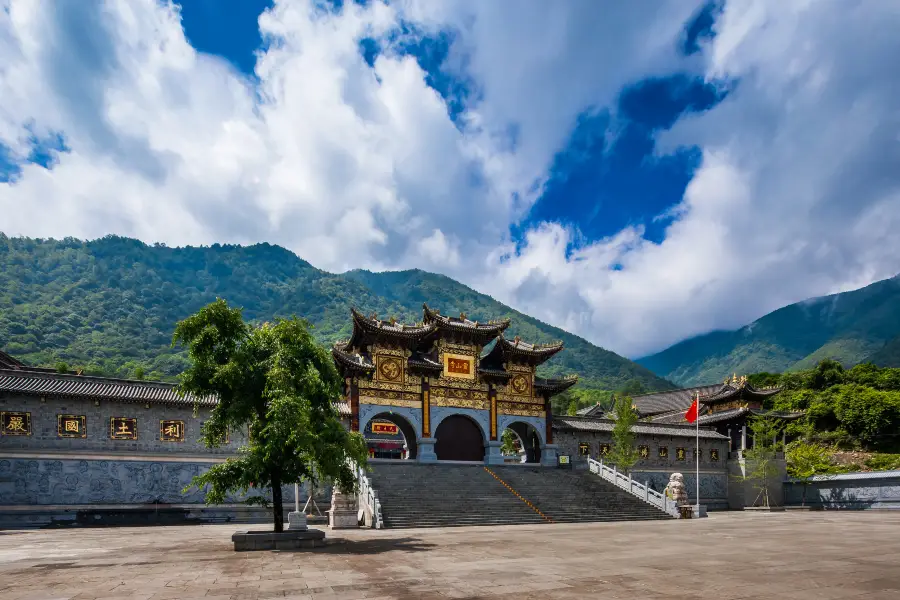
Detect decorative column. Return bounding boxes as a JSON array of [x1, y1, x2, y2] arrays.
[[349, 378, 360, 432], [741, 424, 748, 452], [726, 426, 732, 452], [544, 395, 554, 444], [489, 385, 498, 441], [418, 379, 437, 463]]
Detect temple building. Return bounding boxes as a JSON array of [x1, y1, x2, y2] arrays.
[[632, 374, 804, 452], [331, 304, 578, 465]]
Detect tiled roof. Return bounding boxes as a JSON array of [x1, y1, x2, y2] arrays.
[[0, 350, 25, 369], [698, 407, 804, 425], [334, 400, 351, 417], [553, 416, 728, 440], [0, 368, 215, 406], [703, 381, 782, 403], [575, 403, 605, 417], [408, 352, 442, 372], [631, 384, 721, 417], [534, 375, 578, 395], [331, 345, 375, 373], [481, 334, 564, 367], [422, 303, 510, 334]]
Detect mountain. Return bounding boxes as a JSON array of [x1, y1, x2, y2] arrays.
[[0, 234, 673, 392], [638, 274, 900, 386]]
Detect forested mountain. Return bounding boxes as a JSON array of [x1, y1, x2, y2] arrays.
[[638, 274, 900, 386], [0, 234, 673, 393]]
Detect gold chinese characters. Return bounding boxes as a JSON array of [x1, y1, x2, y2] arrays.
[[1, 411, 31, 435], [110, 417, 138, 440], [58, 414, 86, 438], [160, 420, 184, 442]]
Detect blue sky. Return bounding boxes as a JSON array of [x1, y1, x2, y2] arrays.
[[1, 0, 898, 358], [176, 0, 726, 247]]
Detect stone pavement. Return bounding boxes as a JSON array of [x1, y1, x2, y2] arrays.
[[1, 511, 899, 600]]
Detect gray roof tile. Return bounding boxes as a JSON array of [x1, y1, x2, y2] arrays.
[[553, 416, 728, 439]]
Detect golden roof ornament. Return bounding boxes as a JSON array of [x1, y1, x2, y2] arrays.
[[460, 312, 467, 320], [389, 316, 397, 325]]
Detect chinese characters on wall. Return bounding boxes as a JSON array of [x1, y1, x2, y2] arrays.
[[110, 417, 138, 440], [57, 414, 86, 438], [160, 420, 185, 442], [1, 411, 31, 435]]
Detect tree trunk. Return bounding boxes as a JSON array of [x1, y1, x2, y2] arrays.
[[271, 472, 284, 533]]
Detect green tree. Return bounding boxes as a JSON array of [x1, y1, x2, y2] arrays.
[[785, 441, 835, 506], [608, 395, 640, 473], [174, 299, 368, 532], [739, 416, 784, 507], [500, 429, 520, 456]]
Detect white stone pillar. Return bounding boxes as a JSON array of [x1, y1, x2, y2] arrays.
[[741, 425, 747, 451]]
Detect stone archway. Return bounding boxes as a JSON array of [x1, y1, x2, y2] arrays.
[[434, 415, 485, 462], [505, 421, 543, 464], [363, 412, 418, 460]]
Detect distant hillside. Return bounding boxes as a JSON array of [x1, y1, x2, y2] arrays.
[[0, 234, 673, 392], [638, 274, 900, 386]]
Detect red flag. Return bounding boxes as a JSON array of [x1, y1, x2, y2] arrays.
[[684, 398, 699, 424]]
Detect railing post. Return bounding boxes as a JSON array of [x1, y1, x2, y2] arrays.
[[644, 481, 649, 502]]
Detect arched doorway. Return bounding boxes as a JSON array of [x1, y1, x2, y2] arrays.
[[364, 413, 418, 460], [434, 415, 485, 461], [505, 422, 542, 464]]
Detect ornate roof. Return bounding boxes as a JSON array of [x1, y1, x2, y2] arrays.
[[0, 367, 215, 407], [331, 345, 375, 375], [421, 303, 510, 345], [701, 407, 804, 425], [481, 334, 564, 367], [534, 375, 578, 395], [631, 384, 721, 417], [345, 308, 437, 350], [701, 374, 782, 404], [407, 351, 442, 373], [575, 403, 606, 417], [0, 349, 25, 369]]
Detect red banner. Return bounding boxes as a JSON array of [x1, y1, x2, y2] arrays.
[[372, 421, 399, 435]]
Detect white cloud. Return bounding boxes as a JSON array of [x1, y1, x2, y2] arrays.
[[1, 0, 898, 360]]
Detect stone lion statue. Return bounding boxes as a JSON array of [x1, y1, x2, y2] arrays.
[[664, 472, 689, 506]]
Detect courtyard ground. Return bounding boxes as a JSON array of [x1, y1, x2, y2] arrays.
[[0, 511, 898, 600]]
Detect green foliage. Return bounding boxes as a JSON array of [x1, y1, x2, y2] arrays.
[[608, 395, 640, 473], [174, 299, 368, 532], [864, 453, 900, 471], [638, 273, 900, 385], [0, 234, 673, 393], [500, 429, 519, 456], [785, 441, 838, 479], [738, 416, 783, 507]]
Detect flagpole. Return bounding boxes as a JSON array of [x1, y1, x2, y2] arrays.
[[695, 391, 700, 518]]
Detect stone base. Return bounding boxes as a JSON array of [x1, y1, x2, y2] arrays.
[[232, 528, 326, 551], [328, 509, 358, 529], [287, 511, 308, 531], [417, 437, 438, 463]]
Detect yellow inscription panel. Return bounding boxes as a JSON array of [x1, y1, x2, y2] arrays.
[[442, 352, 475, 380]]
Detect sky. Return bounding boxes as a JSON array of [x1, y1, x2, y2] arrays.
[[1, 0, 899, 359]]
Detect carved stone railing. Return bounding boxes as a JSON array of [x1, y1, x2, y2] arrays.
[[587, 457, 680, 518], [355, 464, 383, 529]]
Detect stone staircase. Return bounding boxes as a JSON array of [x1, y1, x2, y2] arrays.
[[367, 463, 671, 528]]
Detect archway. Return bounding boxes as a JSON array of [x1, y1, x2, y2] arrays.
[[434, 415, 485, 461], [363, 412, 418, 460], [505, 422, 543, 464]]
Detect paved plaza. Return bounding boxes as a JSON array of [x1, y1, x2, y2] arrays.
[[1, 512, 899, 600]]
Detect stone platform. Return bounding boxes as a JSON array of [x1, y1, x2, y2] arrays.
[[232, 528, 326, 551]]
